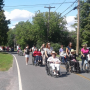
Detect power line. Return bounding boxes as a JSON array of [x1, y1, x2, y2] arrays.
[[62, 5, 78, 17], [61, 0, 78, 15], [4, 2, 77, 7], [55, 0, 66, 12]]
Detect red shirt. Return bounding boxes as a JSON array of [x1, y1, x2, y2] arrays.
[[33, 51, 42, 56], [38, 51, 42, 56]]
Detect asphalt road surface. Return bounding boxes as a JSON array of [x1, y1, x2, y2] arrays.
[[13, 52, 90, 90]]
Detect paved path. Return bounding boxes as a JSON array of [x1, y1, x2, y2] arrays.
[[13, 53, 90, 90]]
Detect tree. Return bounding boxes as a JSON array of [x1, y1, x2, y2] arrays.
[[14, 21, 33, 49], [72, 0, 90, 46], [80, 0, 90, 46], [7, 29, 14, 47], [13, 11, 70, 49], [0, 0, 10, 45], [32, 11, 69, 45]]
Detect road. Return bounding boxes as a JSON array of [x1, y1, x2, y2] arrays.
[[13, 52, 90, 90]]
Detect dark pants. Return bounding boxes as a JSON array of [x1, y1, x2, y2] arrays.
[[61, 57, 67, 63], [45, 54, 51, 64]]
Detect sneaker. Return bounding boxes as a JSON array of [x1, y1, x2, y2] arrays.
[[54, 72, 56, 75], [57, 73, 59, 76], [26, 63, 28, 65]]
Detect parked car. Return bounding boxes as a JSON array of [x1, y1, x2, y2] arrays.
[[0, 46, 3, 51]]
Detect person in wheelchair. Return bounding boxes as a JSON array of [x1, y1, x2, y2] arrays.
[[69, 49, 80, 72], [33, 48, 42, 65], [60, 50, 67, 64], [47, 51, 61, 75]]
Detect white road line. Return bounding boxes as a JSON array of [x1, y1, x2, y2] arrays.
[[13, 55, 23, 90]]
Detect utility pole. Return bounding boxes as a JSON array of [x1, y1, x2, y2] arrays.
[[44, 6, 55, 42], [76, 0, 80, 55]]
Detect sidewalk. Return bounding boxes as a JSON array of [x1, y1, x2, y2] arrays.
[[0, 55, 19, 90]]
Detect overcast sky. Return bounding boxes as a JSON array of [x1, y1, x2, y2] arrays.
[[4, 0, 78, 31]]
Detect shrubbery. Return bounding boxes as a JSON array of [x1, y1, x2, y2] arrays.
[[50, 43, 61, 54]]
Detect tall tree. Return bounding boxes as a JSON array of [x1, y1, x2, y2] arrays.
[[80, 0, 90, 45], [7, 29, 14, 47], [0, 0, 10, 45], [32, 11, 69, 45]]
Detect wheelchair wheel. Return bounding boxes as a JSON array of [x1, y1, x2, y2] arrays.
[[46, 65, 50, 75], [20, 52, 23, 56], [50, 67, 53, 76], [84, 63, 90, 73], [77, 67, 80, 73], [65, 62, 69, 72], [32, 57, 35, 65]]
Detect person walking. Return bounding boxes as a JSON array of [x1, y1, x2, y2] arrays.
[[24, 45, 30, 65], [81, 44, 89, 71], [66, 42, 73, 56], [45, 43, 53, 64], [40, 44, 46, 65], [32, 45, 36, 53]]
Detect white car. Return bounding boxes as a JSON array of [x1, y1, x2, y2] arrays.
[[0, 47, 3, 51]]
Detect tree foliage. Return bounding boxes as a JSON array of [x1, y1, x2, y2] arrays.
[[7, 29, 14, 47], [8, 12, 73, 49], [80, 0, 90, 45], [0, 0, 10, 45]]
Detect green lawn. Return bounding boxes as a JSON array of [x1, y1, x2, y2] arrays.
[[0, 52, 13, 71]]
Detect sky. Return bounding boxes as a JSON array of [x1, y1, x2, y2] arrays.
[[4, 0, 78, 31]]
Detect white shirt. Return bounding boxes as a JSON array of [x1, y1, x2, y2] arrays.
[[47, 57, 61, 63], [87, 54, 90, 60], [32, 47, 36, 52], [60, 51, 66, 57], [17, 46, 19, 50]]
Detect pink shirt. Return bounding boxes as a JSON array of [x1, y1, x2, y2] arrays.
[[81, 48, 89, 54]]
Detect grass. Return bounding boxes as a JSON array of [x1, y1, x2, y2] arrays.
[[0, 52, 13, 71]]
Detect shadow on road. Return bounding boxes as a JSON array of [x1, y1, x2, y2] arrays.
[[10, 52, 17, 54]]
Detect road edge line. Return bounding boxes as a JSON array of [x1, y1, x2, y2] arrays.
[[13, 55, 23, 90]]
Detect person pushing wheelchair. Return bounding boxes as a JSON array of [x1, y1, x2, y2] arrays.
[[47, 51, 61, 75]]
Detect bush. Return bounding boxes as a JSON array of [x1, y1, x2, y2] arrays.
[[36, 40, 44, 49], [51, 43, 61, 54]]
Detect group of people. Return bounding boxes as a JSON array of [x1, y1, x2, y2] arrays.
[[59, 42, 90, 71], [23, 42, 90, 74], [0, 46, 14, 52]]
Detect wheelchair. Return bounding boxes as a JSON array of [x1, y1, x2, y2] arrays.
[[18, 49, 23, 56], [32, 54, 42, 66], [46, 61, 61, 77], [65, 57, 80, 73], [84, 60, 90, 73]]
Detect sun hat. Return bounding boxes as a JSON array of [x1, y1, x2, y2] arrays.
[[52, 51, 57, 55], [48, 43, 50, 45], [71, 49, 76, 53]]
